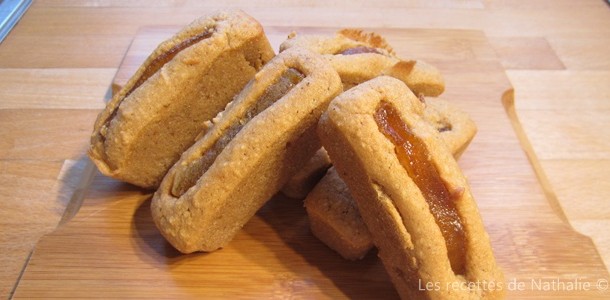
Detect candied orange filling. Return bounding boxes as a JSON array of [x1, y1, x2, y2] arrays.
[[374, 101, 466, 275]]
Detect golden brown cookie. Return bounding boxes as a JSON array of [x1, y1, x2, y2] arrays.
[[151, 47, 342, 253], [305, 98, 476, 260], [318, 76, 504, 299], [89, 10, 275, 189], [279, 29, 444, 96]]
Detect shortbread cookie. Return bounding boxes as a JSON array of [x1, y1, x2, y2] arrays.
[[318, 76, 504, 299], [151, 47, 342, 253], [89, 10, 275, 188], [279, 29, 444, 96]]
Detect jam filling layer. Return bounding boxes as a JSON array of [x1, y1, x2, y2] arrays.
[[170, 68, 305, 197], [374, 101, 466, 275]]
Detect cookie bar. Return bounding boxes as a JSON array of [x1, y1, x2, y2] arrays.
[[89, 10, 274, 188], [318, 76, 504, 299], [305, 97, 477, 260], [151, 47, 342, 253]]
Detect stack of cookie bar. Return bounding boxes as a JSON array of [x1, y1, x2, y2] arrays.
[[88, 10, 504, 300]]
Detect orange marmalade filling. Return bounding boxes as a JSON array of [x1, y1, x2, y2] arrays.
[[374, 101, 466, 275]]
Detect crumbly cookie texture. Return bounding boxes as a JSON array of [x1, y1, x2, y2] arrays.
[[151, 47, 342, 253], [318, 76, 504, 300], [89, 9, 275, 189], [305, 97, 477, 260], [280, 28, 444, 96]]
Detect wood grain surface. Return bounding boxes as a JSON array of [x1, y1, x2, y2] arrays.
[[10, 26, 610, 299], [1, 1, 610, 299]]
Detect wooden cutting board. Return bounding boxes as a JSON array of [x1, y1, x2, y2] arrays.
[[13, 26, 609, 299]]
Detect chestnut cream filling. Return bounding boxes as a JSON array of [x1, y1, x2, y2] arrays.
[[374, 101, 467, 275], [99, 29, 215, 142], [169, 68, 305, 197]]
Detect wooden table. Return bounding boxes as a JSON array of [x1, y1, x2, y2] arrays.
[[1, 1, 609, 298]]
